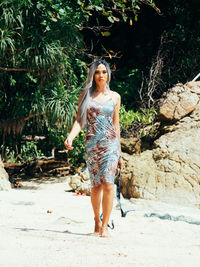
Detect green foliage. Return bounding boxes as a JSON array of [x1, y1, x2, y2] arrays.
[[3, 141, 44, 163], [0, 0, 86, 122], [66, 130, 86, 165], [78, 0, 158, 26], [20, 141, 44, 162], [120, 105, 157, 137], [0, 0, 88, 163], [120, 105, 137, 131], [3, 146, 17, 163], [138, 107, 157, 137], [149, 0, 200, 91], [111, 68, 142, 108], [32, 82, 80, 130]]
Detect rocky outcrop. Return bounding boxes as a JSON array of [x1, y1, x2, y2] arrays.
[[0, 158, 11, 191], [120, 81, 200, 206]]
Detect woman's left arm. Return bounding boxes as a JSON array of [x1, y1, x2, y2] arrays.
[[113, 93, 123, 168]]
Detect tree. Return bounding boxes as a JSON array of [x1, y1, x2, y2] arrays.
[[0, 0, 87, 158]]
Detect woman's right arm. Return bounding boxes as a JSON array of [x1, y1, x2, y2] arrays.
[[64, 92, 84, 150]]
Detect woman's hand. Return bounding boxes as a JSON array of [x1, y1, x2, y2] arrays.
[[118, 156, 123, 169], [64, 136, 74, 151]]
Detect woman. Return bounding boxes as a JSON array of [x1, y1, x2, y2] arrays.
[[64, 60, 122, 238]]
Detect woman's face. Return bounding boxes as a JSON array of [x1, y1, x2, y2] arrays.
[[94, 63, 108, 87]]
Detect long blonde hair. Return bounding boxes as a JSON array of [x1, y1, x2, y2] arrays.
[[78, 60, 111, 127]]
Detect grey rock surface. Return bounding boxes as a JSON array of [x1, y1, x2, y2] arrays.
[[120, 81, 200, 206], [159, 82, 200, 121], [0, 158, 11, 191]]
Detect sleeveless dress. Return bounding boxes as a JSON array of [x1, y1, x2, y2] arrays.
[[85, 96, 120, 187]]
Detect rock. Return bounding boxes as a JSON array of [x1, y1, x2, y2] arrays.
[[0, 158, 11, 191], [68, 168, 91, 195], [186, 81, 200, 92], [80, 169, 90, 181], [120, 151, 159, 200], [120, 82, 200, 206], [120, 137, 141, 154], [174, 92, 199, 120], [159, 82, 200, 121], [159, 94, 179, 120]]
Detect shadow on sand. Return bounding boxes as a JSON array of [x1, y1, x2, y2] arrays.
[[14, 227, 94, 237]]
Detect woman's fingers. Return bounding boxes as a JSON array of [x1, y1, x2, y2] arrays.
[[64, 139, 74, 150], [66, 146, 73, 150]]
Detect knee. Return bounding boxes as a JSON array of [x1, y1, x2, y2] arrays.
[[103, 183, 113, 194], [91, 184, 102, 195]]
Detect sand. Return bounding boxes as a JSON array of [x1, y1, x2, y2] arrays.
[[0, 177, 200, 267]]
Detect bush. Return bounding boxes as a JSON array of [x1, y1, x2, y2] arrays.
[[119, 105, 157, 137], [2, 141, 44, 163]]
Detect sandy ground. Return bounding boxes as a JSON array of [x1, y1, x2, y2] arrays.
[[0, 177, 200, 267]]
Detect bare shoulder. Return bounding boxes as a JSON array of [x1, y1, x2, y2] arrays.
[[78, 90, 85, 102], [110, 90, 121, 105]]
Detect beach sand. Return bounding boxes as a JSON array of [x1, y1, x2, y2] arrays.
[[0, 177, 200, 267]]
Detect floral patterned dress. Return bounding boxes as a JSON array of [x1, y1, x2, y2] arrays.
[[85, 97, 120, 187]]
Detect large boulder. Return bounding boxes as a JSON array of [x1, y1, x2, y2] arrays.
[[0, 158, 11, 191], [120, 81, 200, 206]]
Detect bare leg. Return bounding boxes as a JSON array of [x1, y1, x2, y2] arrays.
[[90, 184, 102, 235], [101, 182, 114, 237]]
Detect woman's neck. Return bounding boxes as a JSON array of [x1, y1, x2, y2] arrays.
[[95, 84, 107, 94]]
